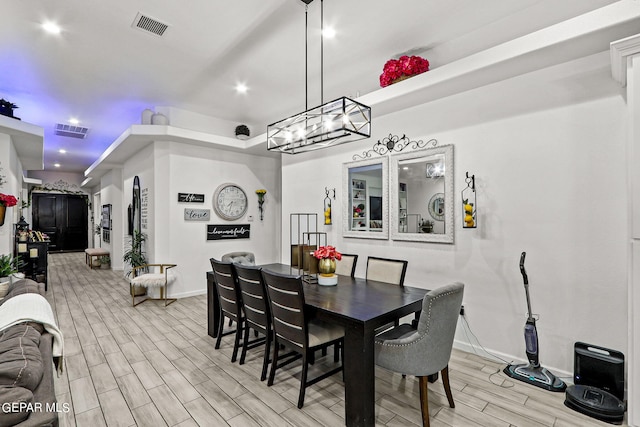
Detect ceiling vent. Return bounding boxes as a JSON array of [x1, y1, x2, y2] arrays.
[[55, 124, 89, 139], [132, 13, 169, 37]]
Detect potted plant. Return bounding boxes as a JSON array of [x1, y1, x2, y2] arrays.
[[99, 255, 111, 269], [0, 99, 19, 119], [235, 124, 250, 140], [123, 230, 148, 295], [420, 219, 434, 233], [0, 254, 18, 282]]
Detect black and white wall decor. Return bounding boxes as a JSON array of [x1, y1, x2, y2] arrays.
[[206, 224, 250, 240]]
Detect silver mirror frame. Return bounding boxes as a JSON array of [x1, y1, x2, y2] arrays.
[[342, 157, 389, 240], [390, 145, 454, 243]]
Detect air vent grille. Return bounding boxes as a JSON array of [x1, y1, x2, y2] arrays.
[[55, 124, 89, 139], [132, 13, 169, 36]]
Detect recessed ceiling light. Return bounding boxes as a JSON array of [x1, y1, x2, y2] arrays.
[[322, 27, 336, 39], [69, 118, 79, 125], [54, 163, 61, 168], [42, 21, 62, 35], [59, 149, 66, 154], [235, 83, 248, 94]]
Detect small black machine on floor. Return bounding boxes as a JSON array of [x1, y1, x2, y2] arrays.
[[564, 342, 626, 424], [503, 252, 566, 392]]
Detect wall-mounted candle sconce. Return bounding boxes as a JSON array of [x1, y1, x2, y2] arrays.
[[324, 187, 335, 225], [462, 172, 477, 228], [256, 189, 266, 221]]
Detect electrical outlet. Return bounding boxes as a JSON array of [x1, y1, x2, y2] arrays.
[[459, 305, 465, 316]]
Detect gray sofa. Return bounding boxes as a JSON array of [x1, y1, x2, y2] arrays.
[[0, 279, 58, 427]]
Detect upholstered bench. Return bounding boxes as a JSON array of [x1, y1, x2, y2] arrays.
[[85, 248, 109, 269]]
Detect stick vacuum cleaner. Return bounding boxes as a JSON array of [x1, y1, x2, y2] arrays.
[[503, 252, 566, 392]]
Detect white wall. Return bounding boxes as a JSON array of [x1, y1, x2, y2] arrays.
[[99, 169, 123, 269], [0, 134, 22, 255], [280, 52, 628, 376], [117, 139, 281, 299]]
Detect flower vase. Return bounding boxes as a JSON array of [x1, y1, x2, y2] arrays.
[[317, 258, 338, 286], [0, 205, 5, 226]]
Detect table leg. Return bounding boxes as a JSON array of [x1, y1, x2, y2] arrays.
[[343, 323, 375, 427], [207, 272, 220, 338]]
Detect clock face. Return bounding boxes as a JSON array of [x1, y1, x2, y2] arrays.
[[213, 184, 248, 220]]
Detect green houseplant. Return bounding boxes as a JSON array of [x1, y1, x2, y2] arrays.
[[99, 255, 111, 269], [123, 231, 148, 295], [0, 254, 18, 278]]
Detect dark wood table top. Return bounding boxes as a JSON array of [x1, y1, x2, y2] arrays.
[[259, 263, 429, 327]]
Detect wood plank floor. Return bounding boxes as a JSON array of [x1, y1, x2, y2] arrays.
[[44, 252, 625, 427]]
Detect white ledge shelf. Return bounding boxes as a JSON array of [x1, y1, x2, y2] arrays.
[[0, 115, 44, 171], [84, 124, 279, 181]]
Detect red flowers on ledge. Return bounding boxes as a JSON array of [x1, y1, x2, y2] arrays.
[[379, 55, 430, 88], [0, 193, 17, 207]]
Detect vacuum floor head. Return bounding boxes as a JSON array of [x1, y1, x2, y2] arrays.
[[503, 363, 567, 392]]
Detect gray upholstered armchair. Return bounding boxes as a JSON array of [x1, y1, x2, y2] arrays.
[[374, 282, 464, 427], [221, 251, 255, 265]]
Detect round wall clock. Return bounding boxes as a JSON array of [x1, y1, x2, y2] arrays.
[[213, 183, 248, 220], [428, 192, 445, 221]]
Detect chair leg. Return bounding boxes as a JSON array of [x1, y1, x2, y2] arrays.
[[441, 365, 455, 408], [215, 313, 224, 350], [267, 339, 280, 386], [418, 376, 430, 427], [297, 354, 308, 409], [231, 319, 243, 363], [240, 322, 250, 365], [333, 342, 340, 363], [261, 331, 272, 381]]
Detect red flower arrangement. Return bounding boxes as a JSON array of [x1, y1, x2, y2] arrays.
[[379, 55, 430, 88], [312, 245, 342, 261], [0, 193, 17, 207]]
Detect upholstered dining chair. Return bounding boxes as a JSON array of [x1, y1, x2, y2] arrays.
[[366, 256, 408, 285], [261, 269, 345, 408], [374, 282, 464, 427], [221, 251, 255, 266], [335, 253, 358, 278], [210, 258, 245, 363], [233, 263, 272, 381], [130, 263, 177, 307]]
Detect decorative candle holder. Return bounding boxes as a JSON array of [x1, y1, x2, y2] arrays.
[[462, 172, 477, 228], [323, 187, 335, 225], [256, 189, 266, 221]]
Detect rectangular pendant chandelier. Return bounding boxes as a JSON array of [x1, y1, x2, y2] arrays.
[[267, 96, 371, 154]]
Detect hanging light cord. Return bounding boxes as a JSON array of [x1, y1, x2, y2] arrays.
[[320, 0, 324, 105], [305, 3, 308, 112]]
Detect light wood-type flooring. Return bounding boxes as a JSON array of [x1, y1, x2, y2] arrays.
[[43, 252, 625, 426]]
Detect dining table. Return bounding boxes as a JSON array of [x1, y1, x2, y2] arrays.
[[206, 263, 430, 427]]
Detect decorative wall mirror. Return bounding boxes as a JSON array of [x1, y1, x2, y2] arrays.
[[390, 145, 454, 243], [132, 176, 141, 234], [342, 157, 388, 239]]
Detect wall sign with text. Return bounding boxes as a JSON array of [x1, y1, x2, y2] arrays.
[[184, 208, 210, 221], [178, 193, 205, 203], [206, 224, 251, 240]]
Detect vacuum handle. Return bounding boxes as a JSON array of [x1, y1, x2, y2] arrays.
[[520, 252, 528, 285]]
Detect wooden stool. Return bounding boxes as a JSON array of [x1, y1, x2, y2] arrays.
[[85, 248, 109, 269]]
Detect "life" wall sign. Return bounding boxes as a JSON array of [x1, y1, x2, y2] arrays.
[[178, 193, 205, 203]]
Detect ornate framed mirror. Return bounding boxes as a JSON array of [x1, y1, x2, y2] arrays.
[[390, 145, 454, 243], [342, 157, 389, 240], [132, 176, 141, 234]]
